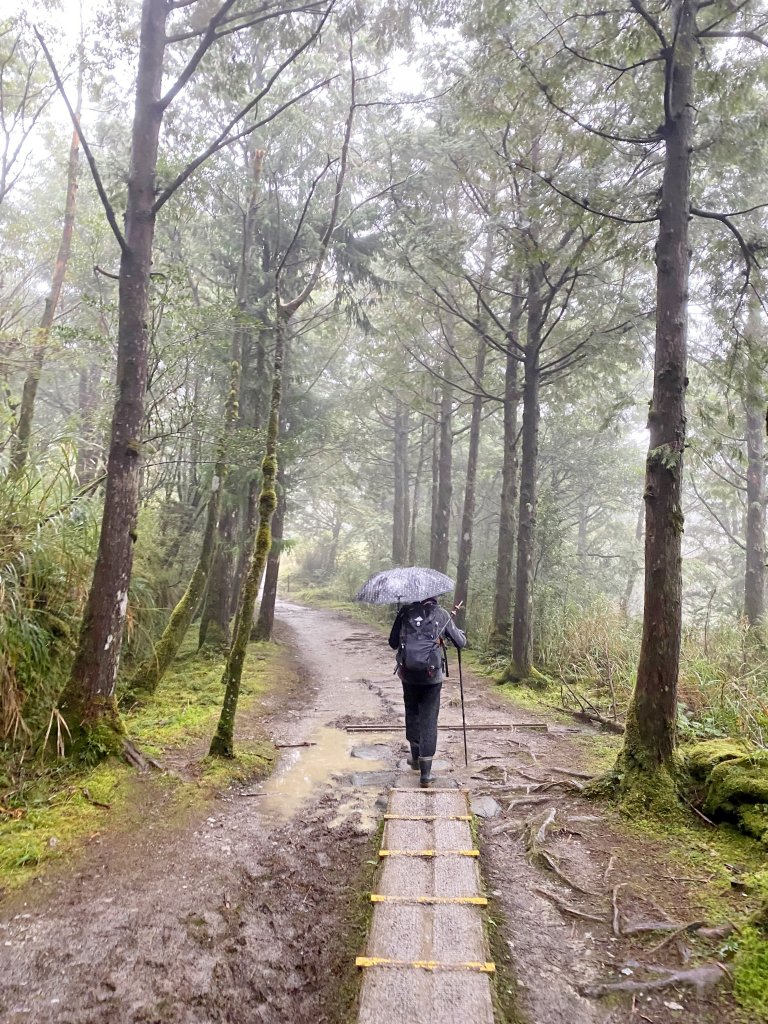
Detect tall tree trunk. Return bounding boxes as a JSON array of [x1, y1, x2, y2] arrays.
[[408, 415, 428, 564], [10, 63, 83, 476], [128, 362, 240, 695], [454, 339, 487, 631], [744, 287, 765, 629], [491, 289, 522, 646], [76, 363, 102, 486], [621, 0, 695, 778], [429, 390, 440, 557], [199, 151, 265, 651], [60, 0, 167, 746], [511, 267, 543, 677], [253, 468, 286, 641], [431, 356, 453, 573], [210, 313, 286, 757], [392, 398, 410, 564]]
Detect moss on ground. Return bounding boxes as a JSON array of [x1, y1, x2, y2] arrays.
[[0, 634, 280, 892], [325, 819, 384, 1023]]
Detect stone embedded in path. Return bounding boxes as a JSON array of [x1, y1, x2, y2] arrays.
[[352, 744, 392, 761], [470, 795, 502, 818], [351, 771, 398, 788]]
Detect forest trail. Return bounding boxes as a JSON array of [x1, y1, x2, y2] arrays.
[[0, 603, 735, 1024]]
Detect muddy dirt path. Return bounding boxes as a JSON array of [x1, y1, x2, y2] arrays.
[[0, 602, 738, 1024]]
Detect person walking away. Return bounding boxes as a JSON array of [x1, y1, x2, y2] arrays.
[[388, 596, 466, 788]]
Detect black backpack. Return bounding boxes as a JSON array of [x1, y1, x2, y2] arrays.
[[397, 602, 444, 680]]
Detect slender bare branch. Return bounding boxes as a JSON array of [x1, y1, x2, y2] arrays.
[[33, 27, 127, 254]]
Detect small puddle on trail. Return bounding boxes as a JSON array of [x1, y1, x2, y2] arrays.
[[260, 726, 387, 820]]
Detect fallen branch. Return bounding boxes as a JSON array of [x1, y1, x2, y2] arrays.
[[535, 887, 606, 923], [548, 705, 626, 734], [275, 742, 317, 748], [647, 921, 708, 956], [580, 962, 728, 999]]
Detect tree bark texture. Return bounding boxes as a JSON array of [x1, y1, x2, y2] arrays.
[[431, 357, 453, 574], [253, 468, 286, 641], [743, 288, 765, 628], [392, 398, 410, 565], [408, 415, 428, 565], [512, 267, 543, 676], [129, 361, 240, 695], [11, 67, 82, 476], [210, 314, 286, 757], [61, 0, 167, 737], [199, 152, 265, 650], [454, 338, 487, 631], [491, 290, 522, 645], [626, 0, 695, 770]]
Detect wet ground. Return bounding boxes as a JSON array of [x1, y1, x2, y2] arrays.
[[0, 601, 742, 1024]]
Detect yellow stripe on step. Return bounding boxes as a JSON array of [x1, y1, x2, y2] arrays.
[[370, 894, 488, 905], [379, 849, 479, 858], [356, 957, 495, 973]]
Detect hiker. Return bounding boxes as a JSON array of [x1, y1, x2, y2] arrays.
[[388, 596, 466, 788]]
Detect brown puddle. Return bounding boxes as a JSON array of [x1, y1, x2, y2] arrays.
[[260, 726, 388, 820]]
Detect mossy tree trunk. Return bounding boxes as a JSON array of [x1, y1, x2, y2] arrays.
[[127, 361, 240, 696], [619, 0, 696, 779], [743, 285, 765, 630], [210, 65, 356, 757], [490, 289, 522, 648], [10, 59, 82, 477], [199, 151, 265, 652], [210, 315, 286, 757], [253, 468, 286, 642]]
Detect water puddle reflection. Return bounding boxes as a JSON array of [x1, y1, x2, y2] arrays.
[[260, 726, 387, 819]]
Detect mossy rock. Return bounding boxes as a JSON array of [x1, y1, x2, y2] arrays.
[[703, 752, 768, 813], [738, 805, 768, 846], [680, 739, 749, 779]]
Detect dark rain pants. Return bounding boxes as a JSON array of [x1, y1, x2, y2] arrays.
[[401, 680, 442, 759]]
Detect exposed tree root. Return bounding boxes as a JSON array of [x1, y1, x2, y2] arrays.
[[580, 962, 728, 999], [535, 887, 605, 923]]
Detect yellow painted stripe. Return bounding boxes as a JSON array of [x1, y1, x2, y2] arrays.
[[379, 849, 480, 858], [356, 957, 495, 973], [383, 814, 472, 821], [370, 894, 488, 905]]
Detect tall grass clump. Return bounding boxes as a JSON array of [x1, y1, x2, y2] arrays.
[[0, 451, 100, 763], [495, 596, 768, 747]]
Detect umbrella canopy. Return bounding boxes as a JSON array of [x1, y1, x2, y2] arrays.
[[355, 566, 455, 605]]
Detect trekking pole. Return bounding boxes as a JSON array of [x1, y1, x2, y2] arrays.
[[457, 647, 468, 767]]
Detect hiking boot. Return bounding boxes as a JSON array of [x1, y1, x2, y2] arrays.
[[407, 743, 420, 770], [419, 757, 434, 788]]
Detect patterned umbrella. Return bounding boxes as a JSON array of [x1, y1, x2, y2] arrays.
[[354, 566, 455, 605]]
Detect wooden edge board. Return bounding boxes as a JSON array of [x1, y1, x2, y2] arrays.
[[379, 849, 479, 858], [370, 895, 488, 905], [356, 957, 495, 973], [345, 724, 547, 732]]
